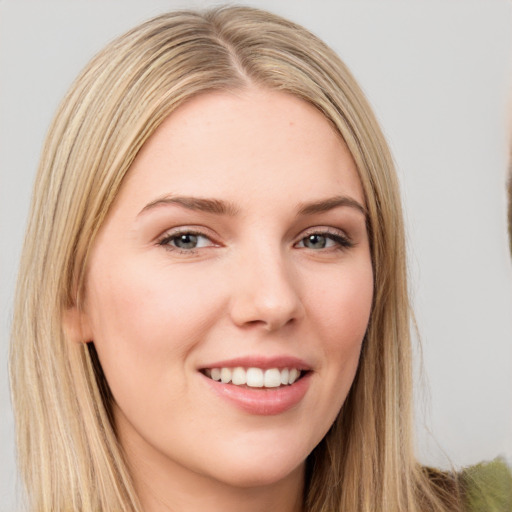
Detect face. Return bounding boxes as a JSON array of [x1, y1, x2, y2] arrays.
[[74, 89, 373, 495]]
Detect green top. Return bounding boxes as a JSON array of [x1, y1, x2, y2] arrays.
[[461, 458, 512, 512]]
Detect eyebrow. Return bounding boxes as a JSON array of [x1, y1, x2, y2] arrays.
[[138, 194, 366, 218], [297, 196, 367, 217], [138, 195, 240, 217]]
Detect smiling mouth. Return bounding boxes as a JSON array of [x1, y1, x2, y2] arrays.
[[201, 367, 305, 388]]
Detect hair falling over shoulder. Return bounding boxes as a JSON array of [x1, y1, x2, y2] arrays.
[[10, 6, 466, 512]]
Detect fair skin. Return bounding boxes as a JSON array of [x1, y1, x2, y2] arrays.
[[69, 88, 374, 512]]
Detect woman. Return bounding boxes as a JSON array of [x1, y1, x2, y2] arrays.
[[8, 5, 506, 511]]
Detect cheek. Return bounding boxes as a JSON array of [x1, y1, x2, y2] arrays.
[[88, 256, 221, 337], [308, 260, 373, 348], [305, 258, 373, 401], [286, 258, 373, 449], [83, 258, 225, 400]]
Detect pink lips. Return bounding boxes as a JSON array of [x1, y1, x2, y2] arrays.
[[199, 356, 312, 415], [203, 355, 311, 370]]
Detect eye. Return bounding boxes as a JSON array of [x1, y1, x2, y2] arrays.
[[295, 230, 353, 250], [158, 230, 215, 252]]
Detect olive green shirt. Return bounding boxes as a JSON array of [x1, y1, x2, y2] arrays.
[[461, 458, 512, 512]]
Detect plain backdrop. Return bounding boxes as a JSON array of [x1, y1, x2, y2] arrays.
[[1, 0, 511, 509]]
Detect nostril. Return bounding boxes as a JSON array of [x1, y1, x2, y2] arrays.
[[241, 316, 297, 332]]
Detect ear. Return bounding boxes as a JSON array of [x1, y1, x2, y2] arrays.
[[62, 306, 94, 344]]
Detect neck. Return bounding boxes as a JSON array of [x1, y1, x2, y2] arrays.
[[135, 466, 305, 512]]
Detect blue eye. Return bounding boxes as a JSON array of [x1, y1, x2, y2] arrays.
[[296, 232, 352, 250], [301, 234, 330, 249], [173, 234, 199, 249], [159, 231, 213, 251]]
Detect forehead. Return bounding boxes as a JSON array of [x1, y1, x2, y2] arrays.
[[117, 88, 364, 211]]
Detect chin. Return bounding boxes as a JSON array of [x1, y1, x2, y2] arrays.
[[197, 437, 309, 489], [207, 457, 305, 489]]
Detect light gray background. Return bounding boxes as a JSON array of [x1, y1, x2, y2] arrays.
[[1, 1, 511, 509]]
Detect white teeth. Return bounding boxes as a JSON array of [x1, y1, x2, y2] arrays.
[[288, 368, 299, 385], [231, 367, 246, 385], [220, 367, 232, 384], [205, 367, 302, 387], [246, 368, 264, 387], [264, 369, 281, 388]]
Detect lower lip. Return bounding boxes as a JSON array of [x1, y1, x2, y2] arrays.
[[201, 372, 312, 415]]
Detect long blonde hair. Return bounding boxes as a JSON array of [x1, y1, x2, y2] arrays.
[[10, 6, 462, 511]]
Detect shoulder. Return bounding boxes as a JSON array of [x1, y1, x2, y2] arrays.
[[459, 458, 512, 512], [421, 458, 512, 512]]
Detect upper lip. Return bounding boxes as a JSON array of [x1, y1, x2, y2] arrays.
[[199, 355, 312, 371]]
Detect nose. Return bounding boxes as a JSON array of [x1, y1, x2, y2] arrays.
[[228, 248, 305, 331]]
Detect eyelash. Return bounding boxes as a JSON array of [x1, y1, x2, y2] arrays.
[[297, 229, 354, 251], [157, 228, 354, 254], [157, 229, 215, 255]]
